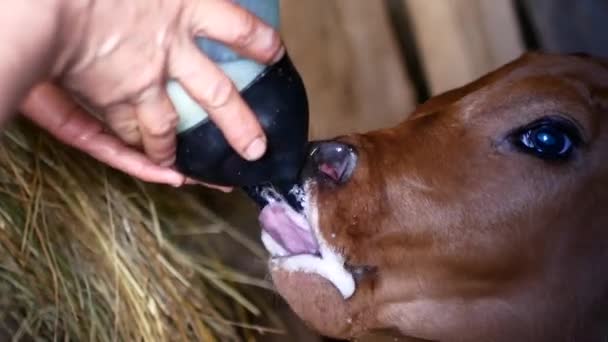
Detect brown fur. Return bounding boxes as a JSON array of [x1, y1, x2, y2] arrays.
[[270, 53, 608, 341]]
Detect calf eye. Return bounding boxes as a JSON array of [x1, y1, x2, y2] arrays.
[[511, 117, 581, 160]]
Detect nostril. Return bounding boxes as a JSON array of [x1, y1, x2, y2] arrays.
[[307, 141, 358, 184], [318, 162, 343, 182]]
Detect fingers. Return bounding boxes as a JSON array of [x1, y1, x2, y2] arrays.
[[170, 41, 267, 161], [19, 83, 186, 187], [190, 0, 284, 64], [105, 103, 141, 146], [133, 86, 179, 166], [19, 0, 286, 188]]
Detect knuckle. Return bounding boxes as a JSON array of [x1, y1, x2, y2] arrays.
[[144, 122, 172, 138], [132, 77, 163, 104], [105, 107, 142, 145], [202, 76, 234, 109], [105, 61, 166, 107], [115, 121, 141, 145], [108, 122, 140, 146], [143, 112, 178, 137], [136, 86, 160, 104], [232, 12, 257, 48]]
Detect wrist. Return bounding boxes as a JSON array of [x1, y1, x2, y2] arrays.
[[0, 0, 65, 121]]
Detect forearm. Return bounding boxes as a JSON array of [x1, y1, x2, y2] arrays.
[[0, 0, 63, 126]]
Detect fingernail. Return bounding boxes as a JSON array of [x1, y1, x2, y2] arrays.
[[262, 28, 284, 64], [169, 173, 186, 187], [184, 178, 198, 185], [271, 45, 286, 64], [244, 136, 266, 160]]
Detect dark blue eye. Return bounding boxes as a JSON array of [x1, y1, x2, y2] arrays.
[[513, 118, 580, 160]]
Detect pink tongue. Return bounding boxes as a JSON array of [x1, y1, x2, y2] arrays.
[[259, 203, 319, 255]]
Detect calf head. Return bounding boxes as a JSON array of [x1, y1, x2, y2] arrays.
[[258, 53, 608, 341]]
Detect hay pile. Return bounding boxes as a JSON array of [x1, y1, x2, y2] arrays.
[[0, 118, 283, 341]]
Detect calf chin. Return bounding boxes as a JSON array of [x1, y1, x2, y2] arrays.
[[270, 269, 355, 338]]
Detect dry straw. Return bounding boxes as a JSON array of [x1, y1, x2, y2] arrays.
[[0, 118, 283, 341]]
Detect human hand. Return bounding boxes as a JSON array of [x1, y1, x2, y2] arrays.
[[20, 82, 234, 191], [21, 0, 283, 187]]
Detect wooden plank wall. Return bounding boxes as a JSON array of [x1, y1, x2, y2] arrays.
[[280, 0, 417, 140], [401, 0, 525, 95], [279, 0, 526, 142]]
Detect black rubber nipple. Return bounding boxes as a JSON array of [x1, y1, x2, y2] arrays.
[[174, 53, 310, 205]]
